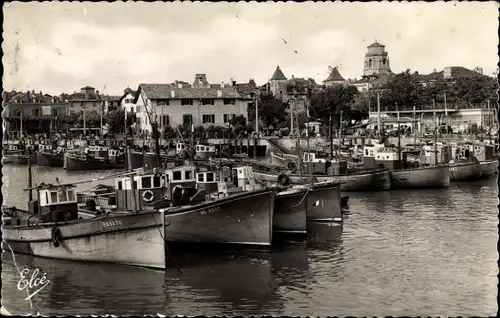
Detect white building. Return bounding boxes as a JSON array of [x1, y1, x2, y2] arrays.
[[133, 74, 253, 134], [119, 87, 137, 114]]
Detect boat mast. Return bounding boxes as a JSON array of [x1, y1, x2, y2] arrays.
[[124, 108, 137, 212], [396, 102, 401, 164], [377, 91, 381, 142], [295, 98, 303, 182], [329, 113, 333, 159], [306, 92, 313, 185], [433, 99, 438, 166], [413, 105, 417, 146], [488, 99, 492, 144], [27, 146, 33, 202]]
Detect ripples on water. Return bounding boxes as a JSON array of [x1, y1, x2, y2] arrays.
[[1, 165, 498, 316]]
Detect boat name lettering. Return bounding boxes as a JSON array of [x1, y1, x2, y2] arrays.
[[17, 268, 50, 301], [450, 168, 458, 171], [199, 206, 221, 215], [101, 220, 123, 228]]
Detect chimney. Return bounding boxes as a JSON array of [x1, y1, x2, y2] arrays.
[[217, 89, 222, 98], [171, 90, 175, 98]]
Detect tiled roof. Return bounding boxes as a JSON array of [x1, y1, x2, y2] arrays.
[[234, 82, 258, 97], [138, 83, 243, 100], [325, 67, 345, 82], [270, 66, 287, 81]]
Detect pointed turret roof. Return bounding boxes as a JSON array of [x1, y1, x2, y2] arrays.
[[270, 66, 287, 81], [325, 67, 345, 82]]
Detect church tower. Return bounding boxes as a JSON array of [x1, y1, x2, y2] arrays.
[[269, 65, 287, 97], [363, 41, 392, 77]]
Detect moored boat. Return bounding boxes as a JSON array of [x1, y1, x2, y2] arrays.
[[479, 159, 498, 178], [449, 160, 482, 181], [2, 181, 167, 269], [272, 186, 308, 234], [64, 146, 125, 171], [256, 152, 391, 191], [111, 165, 275, 247], [363, 144, 450, 189], [37, 144, 65, 167], [195, 144, 216, 160]]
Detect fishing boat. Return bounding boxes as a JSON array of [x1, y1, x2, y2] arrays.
[[447, 144, 482, 181], [64, 146, 125, 171], [37, 144, 65, 167], [2, 142, 37, 165], [364, 144, 450, 189], [195, 144, 216, 160], [2, 160, 167, 269], [110, 164, 276, 247], [464, 142, 498, 178], [256, 152, 391, 191]]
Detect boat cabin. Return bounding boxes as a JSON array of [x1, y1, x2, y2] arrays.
[[196, 167, 231, 193], [38, 144, 54, 152], [195, 144, 216, 159], [33, 184, 79, 223], [422, 144, 451, 165], [302, 152, 348, 175], [176, 142, 187, 154], [464, 143, 495, 161], [115, 165, 198, 211], [232, 166, 261, 192]]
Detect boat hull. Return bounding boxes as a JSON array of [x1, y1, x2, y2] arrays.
[[64, 153, 125, 171], [253, 169, 391, 192], [162, 188, 275, 246], [479, 159, 498, 178], [2, 212, 166, 269], [449, 162, 482, 181], [390, 165, 450, 189], [273, 188, 308, 234], [305, 181, 343, 222], [37, 152, 64, 167]]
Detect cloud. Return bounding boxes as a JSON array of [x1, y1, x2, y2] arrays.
[[2, 1, 498, 95]]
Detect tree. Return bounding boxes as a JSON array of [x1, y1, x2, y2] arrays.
[[103, 109, 135, 134], [309, 84, 359, 126], [247, 93, 287, 129]]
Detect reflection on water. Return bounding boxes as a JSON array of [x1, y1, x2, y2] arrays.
[[1, 166, 498, 316]]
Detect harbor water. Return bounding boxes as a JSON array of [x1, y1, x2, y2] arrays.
[[1, 165, 498, 316]]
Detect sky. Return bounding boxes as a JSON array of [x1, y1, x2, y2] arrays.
[[3, 1, 499, 96]]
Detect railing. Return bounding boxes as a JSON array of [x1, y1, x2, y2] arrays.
[[369, 102, 493, 113]]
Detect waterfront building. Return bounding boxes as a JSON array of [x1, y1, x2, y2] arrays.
[[103, 95, 121, 112], [67, 86, 104, 115], [119, 87, 137, 114], [133, 74, 254, 134], [2, 90, 69, 137]]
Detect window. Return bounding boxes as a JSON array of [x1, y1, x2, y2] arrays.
[[185, 170, 192, 180], [162, 115, 169, 127], [52, 109, 58, 116], [224, 99, 235, 105], [207, 173, 214, 182], [131, 107, 135, 113], [198, 174, 204, 182], [50, 191, 58, 203], [58, 190, 68, 202], [181, 99, 193, 106], [173, 171, 182, 181], [32, 109, 40, 116], [81, 101, 84, 107], [203, 114, 215, 124], [157, 99, 169, 106], [183, 114, 193, 126], [142, 176, 152, 189], [117, 181, 123, 190], [201, 99, 215, 105], [153, 176, 161, 188], [68, 190, 75, 201], [223, 114, 235, 123], [133, 181, 138, 190], [93, 102, 97, 107], [16, 110, 23, 117], [45, 192, 49, 205], [136, 106, 141, 112]]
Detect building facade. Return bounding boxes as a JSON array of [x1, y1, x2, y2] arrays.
[[352, 41, 394, 92], [2, 90, 70, 137], [119, 87, 137, 114], [133, 74, 253, 134], [67, 86, 104, 115]]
